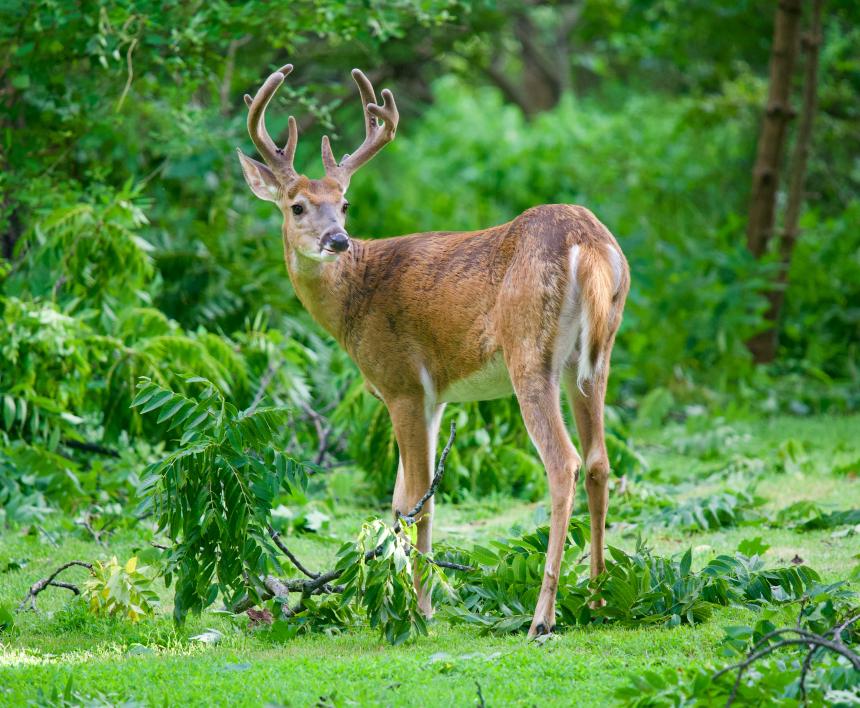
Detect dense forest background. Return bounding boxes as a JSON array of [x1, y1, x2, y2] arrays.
[[1, 0, 859, 516]]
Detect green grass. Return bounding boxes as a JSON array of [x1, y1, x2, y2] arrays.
[[1, 414, 858, 706]]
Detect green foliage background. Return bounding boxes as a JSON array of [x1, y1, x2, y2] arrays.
[[1, 0, 858, 513]]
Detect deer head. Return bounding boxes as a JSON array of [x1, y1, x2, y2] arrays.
[[236, 64, 399, 262]]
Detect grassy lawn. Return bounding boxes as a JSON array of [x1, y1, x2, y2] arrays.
[[1, 414, 858, 707]]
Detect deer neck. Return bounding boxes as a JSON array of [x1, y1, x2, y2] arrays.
[[284, 237, 365, 345]]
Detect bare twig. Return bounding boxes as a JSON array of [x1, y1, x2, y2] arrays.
[[712, 624, 860, 707], [64, 440, 120, 458], [76, 513, 108, 546], [115, 37, 138, 113], [17, 560, 94, 612], [247, 361, 278, 415], [396, 422, 456, 532], [299, 401, 333, 466], [220, 35, 252, 115], [431, 558, 475, 572], [475, 680, 486, 708], [36, 526, 59, 548], [833, 614, 860, 644], [268, 524, 319, 579]]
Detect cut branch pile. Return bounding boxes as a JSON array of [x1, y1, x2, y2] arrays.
[[236, 422, 470, 615]]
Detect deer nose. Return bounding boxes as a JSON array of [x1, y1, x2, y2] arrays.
[[322, 231, 350, 253]]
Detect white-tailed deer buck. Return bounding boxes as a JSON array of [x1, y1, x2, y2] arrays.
[[237, 64, 629, 637]]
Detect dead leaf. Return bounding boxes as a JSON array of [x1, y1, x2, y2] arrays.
[[247, 607, 273, 627]]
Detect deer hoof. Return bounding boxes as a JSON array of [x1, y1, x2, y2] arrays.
[[528, 621, 556, 639]]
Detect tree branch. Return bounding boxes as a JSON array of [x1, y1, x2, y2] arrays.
[[17, 560, 94, 612], [64, 439, 120, 458], [76, 513, 108, 546]]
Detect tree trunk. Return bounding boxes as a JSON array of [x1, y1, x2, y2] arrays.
[[746, 0, 803, 261], [747, 0, 824, 362]]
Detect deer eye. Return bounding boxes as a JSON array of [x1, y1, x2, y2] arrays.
[[291, 204, 304, 216], [342, 202, 349, 214]]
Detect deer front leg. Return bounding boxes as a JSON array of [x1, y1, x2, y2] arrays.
[[511, 371, 581, 638], [387, 396, 444, 618]]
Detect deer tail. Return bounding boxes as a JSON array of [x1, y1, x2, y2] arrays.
[[573, 243, 624, 393]]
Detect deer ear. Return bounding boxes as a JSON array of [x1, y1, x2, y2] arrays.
[[237, 149, 280, 203]]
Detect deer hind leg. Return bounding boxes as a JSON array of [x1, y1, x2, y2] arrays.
[[565, 366, 610, 582], [388, 396, 445, 618], [509, 368, 581, 638]]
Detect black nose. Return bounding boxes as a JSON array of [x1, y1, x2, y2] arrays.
[[323, 232, 350, 253]]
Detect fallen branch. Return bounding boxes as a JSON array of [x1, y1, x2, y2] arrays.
[[17, 560, 94, 612], [799, 613, 860, 701]]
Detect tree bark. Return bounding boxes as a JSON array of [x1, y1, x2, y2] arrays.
[[747, 0, 824, 362], [480, 3, 584, 119], [746, 0, 803, 261]]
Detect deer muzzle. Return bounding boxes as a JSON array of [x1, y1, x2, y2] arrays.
[[321, 231, 350, 254]]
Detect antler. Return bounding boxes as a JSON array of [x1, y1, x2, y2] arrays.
[[322, 69, 399, 190], [243, 63, 299, 183]]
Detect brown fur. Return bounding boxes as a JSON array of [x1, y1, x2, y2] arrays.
[[238, 67, 630, 637], [293, 204, 627, 401]]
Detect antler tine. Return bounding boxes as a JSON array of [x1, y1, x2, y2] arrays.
[[322, 69, 399, 190], [246, 63, 298, 181], [352, 68, 379, 138]]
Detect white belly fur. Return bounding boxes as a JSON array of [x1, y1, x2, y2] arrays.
[[439, 353, 514, 403]]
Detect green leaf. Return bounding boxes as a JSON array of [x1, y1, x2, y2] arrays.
[[680, 548, 692, 577], [3, 395, 16, 429], [157, 398, 187, 424], [138, 389, 174, 414]]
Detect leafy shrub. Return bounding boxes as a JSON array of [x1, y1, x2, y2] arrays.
[[84, 556, 159, 622], [133, 377, 309, 622]]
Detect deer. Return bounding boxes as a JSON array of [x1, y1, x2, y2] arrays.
[[237, 64, 629, 638]]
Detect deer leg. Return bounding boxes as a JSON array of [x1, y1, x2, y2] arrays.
[[511, 371, 581, 638], [387, 396, 444, 618], [565, 367, 610, 582]]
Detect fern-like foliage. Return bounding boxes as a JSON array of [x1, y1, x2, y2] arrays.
[[132, 377, 307, 623], [443, 528, 821, 635]]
